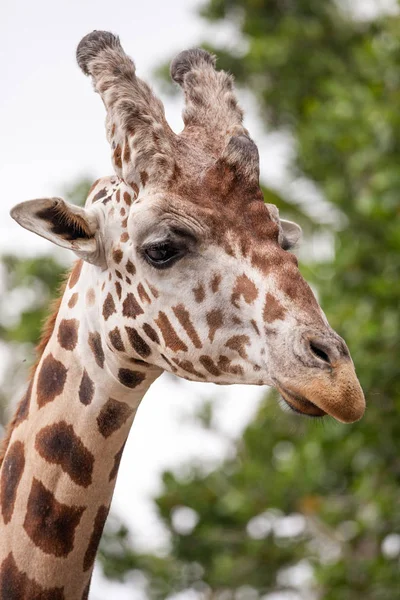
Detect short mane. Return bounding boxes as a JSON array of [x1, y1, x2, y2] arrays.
[[0, 270, 70, 468]]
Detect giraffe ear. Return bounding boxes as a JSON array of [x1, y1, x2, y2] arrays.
[[10, 197, 105, 266], [280, 219, 302, 250]]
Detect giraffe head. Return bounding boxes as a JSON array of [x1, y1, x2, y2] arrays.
[[10, 31, 365, 424]]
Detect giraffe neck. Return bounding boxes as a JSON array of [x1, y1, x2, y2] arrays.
[[0, 264, 162, 599]]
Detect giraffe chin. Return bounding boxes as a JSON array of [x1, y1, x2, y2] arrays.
[[278, 386, 326, 418]]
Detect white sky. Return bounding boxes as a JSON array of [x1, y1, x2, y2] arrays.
[[1, 2, 270, 599]]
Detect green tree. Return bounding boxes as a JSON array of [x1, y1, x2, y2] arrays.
[[99, 1, 400, 598]]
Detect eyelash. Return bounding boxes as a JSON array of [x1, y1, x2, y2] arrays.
[[142, 241, 185, 269]]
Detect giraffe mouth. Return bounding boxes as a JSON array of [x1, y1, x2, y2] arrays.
[[278, 385, 326, 418]]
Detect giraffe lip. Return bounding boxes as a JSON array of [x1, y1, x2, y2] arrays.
[[278, 385, 326, 418]]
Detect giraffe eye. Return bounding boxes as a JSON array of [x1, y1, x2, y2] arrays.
[[143, 242, 183, 269]]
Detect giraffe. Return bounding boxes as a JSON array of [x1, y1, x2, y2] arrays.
[[0, 31, 365, 599]]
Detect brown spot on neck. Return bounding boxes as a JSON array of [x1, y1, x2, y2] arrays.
[[23, 478, 85, 558], [125, 327, 151, 358], [35, 422, 94, 488], [103, 293, 116, 320], [36, 354, 68, 408], [112, 248, 123, 264], [118, 368, 146, 388], [109, 327, 125, 352], [83, 505, 110, 572], [0, 441, 25, 525], [68, 293, 78, 308], [57, 318, 79, 351], [0, 553, 65, 600], [88, 332, 105, 369], [97, 399, 134, 438], [79, 370, 95, 405], [69, 260, 83, 289]]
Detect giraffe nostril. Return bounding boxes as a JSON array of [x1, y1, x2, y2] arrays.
[[309, 341, 331, 365]]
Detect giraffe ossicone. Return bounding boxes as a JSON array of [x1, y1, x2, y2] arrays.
[[0, 30, 365, 599]]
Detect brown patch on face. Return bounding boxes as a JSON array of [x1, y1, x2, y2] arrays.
[[123, 139, 131, 163], [231, 274, 258, 308], [114, 144, 122, 169], [200, 356, 222, 377], [126, 259, 136, 275], [102, 293, 116, 321], [115, 270, 123, 280], [137, 283, 151, 304], [122, 293, 144, 319], [35, 422, 94, 488], [193, 283, 205, 303], [0, 553, 65, 600], [125, 327, 151, 358], [109, 327, 125, 352], [142, 323, 160, 344], [126, 276, 131, 285], [173, 359, 205, 379], [68, 293, 78, 308], [210, 273, 221, 293], [115, 189, 121, 203], [172, 304, 202, 349], [83, 505, 110, 572], [155, 312, 188, 352], [57, 318, 79, 351], [68, 260, 83, 289], [123, 191, 132, 206], [118, 368, 146, 388], [140, 171, 149, 187], [36, 354, 67, 408], [120, 232, 129, 243], [218, 355, 244, 376], [109, 442, 126, 482], [225, 335, 250, 359], [251, 319, 260, 336], [88, 332, 105, 369], [113, 248, 123, 264], [122, 217, 128, 228], [0, 441, 25, 525], [97, 398, 134, 438], [23, 478, 85, 557], [263, 293, 287, 323], [206, 309, 224, 342], [79, 370, 95, 405], [115, 281, 122, 300]]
